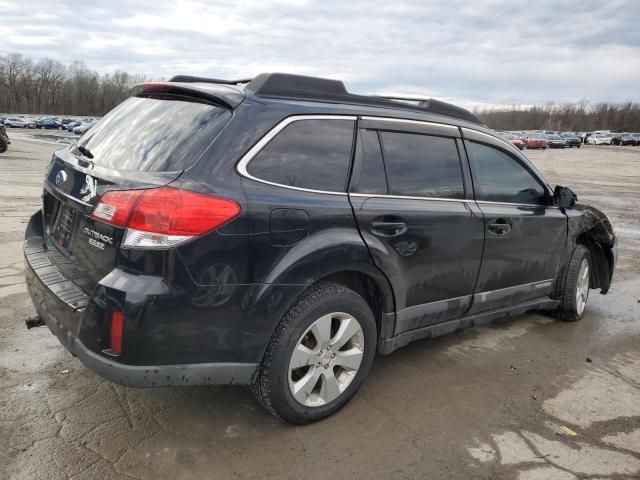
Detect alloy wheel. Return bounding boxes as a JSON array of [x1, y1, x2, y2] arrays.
[[288, 312, 364, 407], [576, 258, 590, 316]]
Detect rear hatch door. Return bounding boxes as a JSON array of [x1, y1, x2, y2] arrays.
[[42, 92, 234, 293]]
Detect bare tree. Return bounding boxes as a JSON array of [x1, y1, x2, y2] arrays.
[[0, 52, 149, 116], [477, 101, 640, 132]]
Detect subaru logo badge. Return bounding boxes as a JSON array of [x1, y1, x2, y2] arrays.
[[55, 170, 67, 187]]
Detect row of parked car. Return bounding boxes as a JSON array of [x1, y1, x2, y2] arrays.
[[0, 116, 95, 135], [500, 130, 640, 150]]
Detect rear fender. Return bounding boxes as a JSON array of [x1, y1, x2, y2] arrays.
[[249, 228, 396, 357]]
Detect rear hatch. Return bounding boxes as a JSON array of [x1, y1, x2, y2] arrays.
[[42, 91, 234, 294]]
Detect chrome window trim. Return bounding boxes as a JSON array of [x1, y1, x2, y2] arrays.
[[236, 115, 357, 196], [360, 116, 459, 132], [46, 183, 93, 208], [476, 200, 560, 209], [350, 193, 559, 208], [461, 127, 554, 195], [349, 192, 468, 203]]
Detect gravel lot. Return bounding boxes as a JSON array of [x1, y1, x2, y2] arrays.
[[1, 132, 639, 480]]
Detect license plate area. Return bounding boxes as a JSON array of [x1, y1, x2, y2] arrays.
[[45, 194, 77, 253]]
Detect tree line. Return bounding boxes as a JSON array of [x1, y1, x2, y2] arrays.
[[2, 51, 639, 130], [475, 101, 640, 132], [0, 53, 146, 116]]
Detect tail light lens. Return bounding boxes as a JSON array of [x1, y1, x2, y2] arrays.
[[110, 310, 124, 355], [91, 187, 240, 248]]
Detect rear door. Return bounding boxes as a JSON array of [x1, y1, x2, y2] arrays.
[[462, 130, 568, 313], [349, 118, 484, 335]]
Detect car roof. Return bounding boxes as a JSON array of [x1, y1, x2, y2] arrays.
[[157, 72, 484, 127]]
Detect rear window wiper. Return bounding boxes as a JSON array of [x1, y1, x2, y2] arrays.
[[77, 145, 94, 159]]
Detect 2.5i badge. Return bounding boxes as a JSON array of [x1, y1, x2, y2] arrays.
[[83, 227, 113, 250]]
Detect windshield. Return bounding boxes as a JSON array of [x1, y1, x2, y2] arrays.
[[77, 96, 230, 172], [528, 133, 545, 138], [548, 135, 562, 140]]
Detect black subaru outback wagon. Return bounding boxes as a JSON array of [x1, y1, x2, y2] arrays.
[[24, 73, 616, 424]]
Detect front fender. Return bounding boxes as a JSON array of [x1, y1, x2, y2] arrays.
[[566, 204, 617, 293]]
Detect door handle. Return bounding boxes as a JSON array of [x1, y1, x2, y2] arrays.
[[488, 219, 511, 235], [371, 219, 408, 237]]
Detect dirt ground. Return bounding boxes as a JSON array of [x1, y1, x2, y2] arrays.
[[1, 132, 639, 480]]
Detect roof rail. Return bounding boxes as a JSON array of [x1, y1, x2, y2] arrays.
[[245, 73, 482, 125], [169, 75, 253, 85]]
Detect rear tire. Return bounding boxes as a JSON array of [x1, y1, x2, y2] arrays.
[[557, 245, 591, 322], [0, 140, 6, 153], [252, 281, 376, 424]]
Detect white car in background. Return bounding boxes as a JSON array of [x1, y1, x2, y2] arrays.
[[4, 117, 28, 128], [73, 122, 95, 135], [587, 133, 612, 145]]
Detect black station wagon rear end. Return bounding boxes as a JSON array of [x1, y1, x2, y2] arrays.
[[25, 73, 617, 423]]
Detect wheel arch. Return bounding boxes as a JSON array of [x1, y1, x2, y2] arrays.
[[565, 205, 616, 294]]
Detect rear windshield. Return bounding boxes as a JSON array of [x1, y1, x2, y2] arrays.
[[76, 96, 230, 172]]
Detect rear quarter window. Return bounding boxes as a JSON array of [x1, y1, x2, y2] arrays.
[[246, 119, 355, 192], [76, 96, 231, 172]]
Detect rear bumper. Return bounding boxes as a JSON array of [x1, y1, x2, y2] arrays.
[[24, 211, 258, 387]]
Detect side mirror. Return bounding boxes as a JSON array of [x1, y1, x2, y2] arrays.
[[554, 185, 577, 209]]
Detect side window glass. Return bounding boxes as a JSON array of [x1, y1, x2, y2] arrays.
[[468, 142, 546, 205], [379, 131, 464, 199], [247, 119, 355, 191], [351, 129, 387, 194]]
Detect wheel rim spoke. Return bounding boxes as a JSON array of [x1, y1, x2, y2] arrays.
[[310, 314, 332, 346], [331, 316, 361, 350], [291, 367, 320, 404], [290, 344, 315, 370], [334, 349, 363, 371], [319, 369, 341, 403]]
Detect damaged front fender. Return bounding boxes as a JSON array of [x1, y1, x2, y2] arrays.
[[567, 204, 617, 294]]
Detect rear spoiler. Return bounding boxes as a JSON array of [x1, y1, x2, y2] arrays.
[[169, 75, 252, 85], [133, 82, 247, 109]]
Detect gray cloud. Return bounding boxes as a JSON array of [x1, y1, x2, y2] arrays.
[[1, 0, 639, 108]]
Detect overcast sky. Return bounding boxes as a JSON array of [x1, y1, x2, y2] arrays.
[[1, 0, 639, 109]]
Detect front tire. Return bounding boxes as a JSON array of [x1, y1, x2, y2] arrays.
[[557, 245, 591, 322], [252, 281, 376, 424]]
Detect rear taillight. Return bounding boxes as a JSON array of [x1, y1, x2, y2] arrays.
[[110, 310, 124, 355], [91, 187, 240, 248]]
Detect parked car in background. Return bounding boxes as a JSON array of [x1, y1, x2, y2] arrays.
[[37, 118, 64, 130], [620, 133, 638, 146], [65, 121, 81, 132], [632, 133, 640, 145], [546, 134, 567, 149], [525, 133, 548, 149], [500, 132, 525, 150], [561, 133, 582, 148], [611, 133, 622, 145], [4, 117, 28, 128], [24, 118, 38, 129], [0, 123, 10, 153], [73, 122, 94, 135], [587, 133, 613, 145]]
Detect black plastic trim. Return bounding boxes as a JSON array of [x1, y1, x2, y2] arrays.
[[378, 297, 558, 355]]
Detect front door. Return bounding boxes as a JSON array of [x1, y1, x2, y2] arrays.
[[349, 119, 484, 335], [463, 133, 568, 313]]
